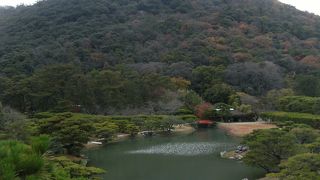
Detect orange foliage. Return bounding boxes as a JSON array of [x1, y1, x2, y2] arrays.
[[238, 22, 250, 33], [302, 38, 318, 48], [300, 55, 320, 68], [232, 52, 253, 62], [171, 77, 191, 90], [195, 102, 213, 119], [254, 35, 273, 48]]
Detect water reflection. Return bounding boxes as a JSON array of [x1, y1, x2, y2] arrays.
[[128, 142, 234, 156]]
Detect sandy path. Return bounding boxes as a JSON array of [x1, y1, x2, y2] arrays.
[[218, 122, 277, 137], [172, 124, 196, 134]]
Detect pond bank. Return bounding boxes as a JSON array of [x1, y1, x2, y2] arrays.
[[85, 124, 195, 149], [218, 122, 277, 137], [172, 124, 196, 134]]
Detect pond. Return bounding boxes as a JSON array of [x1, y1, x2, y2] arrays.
[[86, 128, 265, 180]]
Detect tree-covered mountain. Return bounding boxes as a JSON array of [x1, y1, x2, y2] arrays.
[[1, 0, 320, 114], [1, 0, 320, 73]]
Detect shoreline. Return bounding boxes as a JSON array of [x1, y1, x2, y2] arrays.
[[85, 124, 196, 149], [172, 124, 196, 134], [85, 122, 276, 149]]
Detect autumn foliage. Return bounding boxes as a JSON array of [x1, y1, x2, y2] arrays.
[[195, 103, 213, 119]]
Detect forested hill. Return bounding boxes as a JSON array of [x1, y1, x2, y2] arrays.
[[1, 0, 320, 114], [1, 0, 320, 74]]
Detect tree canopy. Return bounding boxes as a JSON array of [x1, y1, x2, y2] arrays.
[[1, 0, 320, 113]]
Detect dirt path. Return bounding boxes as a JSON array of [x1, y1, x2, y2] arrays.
[[218, 122, 277, 137], [172, 124, 196, 134]]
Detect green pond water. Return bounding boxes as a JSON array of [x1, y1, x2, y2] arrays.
[[86, 128, 265, 180]]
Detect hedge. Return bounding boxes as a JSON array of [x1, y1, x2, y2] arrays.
[[278, 96, 320, 114], [261, 112, 320, 129], [32, 112, 197, 123]]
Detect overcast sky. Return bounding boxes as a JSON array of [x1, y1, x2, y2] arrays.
[[0, 0, 38, 7], [0, 0, 319, 15], [279, 0, 320, 15]]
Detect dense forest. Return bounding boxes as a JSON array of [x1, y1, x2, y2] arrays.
[[1, 0, 320, 114], [1, 0, 320, 179]]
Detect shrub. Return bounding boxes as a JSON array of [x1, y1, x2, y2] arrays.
[[268, 153, 320, 179], [16, 153, 44, 176], [174, 107, 194, 115], [261, 112, 320, 129], [290, 127, 319, 144], [0, 141, 44, 179], [49, 156, 105, 178], [278, 96, 319, 114], [30, 135, 51, 155], [176, 115, 197, 122]]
